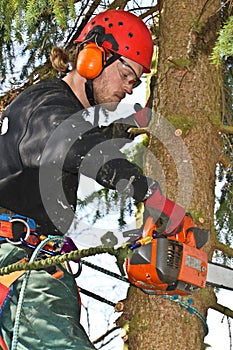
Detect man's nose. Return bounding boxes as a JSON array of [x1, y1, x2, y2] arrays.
[[123, 82, 133, 95]]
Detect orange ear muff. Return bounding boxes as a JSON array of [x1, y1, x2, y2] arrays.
[[76, 43, 106, 80]]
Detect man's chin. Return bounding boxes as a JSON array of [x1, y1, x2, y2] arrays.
[[100, 101, 119, 111]]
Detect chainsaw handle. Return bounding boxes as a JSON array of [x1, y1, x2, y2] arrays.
[[142, 215, 210, 249]]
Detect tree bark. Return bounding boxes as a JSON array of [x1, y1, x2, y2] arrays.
[[119, 1, 223, 349]]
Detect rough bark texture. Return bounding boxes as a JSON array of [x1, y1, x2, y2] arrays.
[[119, 1, 223, 349]]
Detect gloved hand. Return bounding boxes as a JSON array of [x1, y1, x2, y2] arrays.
[[143, 181, 186, 234], [133, 103, 152, 127]]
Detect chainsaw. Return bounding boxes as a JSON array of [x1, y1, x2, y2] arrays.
[[0, 213, 232, 299], [125, 214, 233, 295]]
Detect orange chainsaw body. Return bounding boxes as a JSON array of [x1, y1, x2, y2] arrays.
[[126, 216, 208, 295]]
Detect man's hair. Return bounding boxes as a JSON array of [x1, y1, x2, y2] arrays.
[[50, 47, 78, 74]]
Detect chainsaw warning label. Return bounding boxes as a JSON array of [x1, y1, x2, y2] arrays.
[[185, 255, 203, 271]]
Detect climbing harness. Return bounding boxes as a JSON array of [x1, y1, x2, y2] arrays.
[[0, 212, 132, 348], [0, 214, 59, 255], [0, 214, 34, 349]]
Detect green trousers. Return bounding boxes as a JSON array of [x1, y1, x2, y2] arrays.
[[0, 243, 96, 350]]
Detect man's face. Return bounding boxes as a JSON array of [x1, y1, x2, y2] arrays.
[[93, 56, 144, 111]]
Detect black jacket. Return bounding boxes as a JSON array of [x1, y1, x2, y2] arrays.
[[0, 78, 148, 234]]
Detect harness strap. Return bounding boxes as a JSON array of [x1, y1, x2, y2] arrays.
[[0, 221, 13, 239]]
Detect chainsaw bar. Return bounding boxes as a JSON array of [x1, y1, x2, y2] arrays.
[[206, 262, 233, 291]]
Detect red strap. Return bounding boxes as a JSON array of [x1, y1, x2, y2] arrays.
[[0, 283, 10, 307], [134, 107, 151, 127], [0, 335, 8, 350], [0, 221, 13, 239], [144, 191, 186, 234], [0, 284, 10, 350], [0, 259, 26, 308]]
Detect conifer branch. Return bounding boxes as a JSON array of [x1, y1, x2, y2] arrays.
[[219, 124, 233, 135], [213, 241, 233, 258], [210, 302, 233, 319]]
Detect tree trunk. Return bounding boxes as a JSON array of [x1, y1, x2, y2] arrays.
[[119, 1, 223, 349]]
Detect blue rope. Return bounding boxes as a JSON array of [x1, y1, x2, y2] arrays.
[[161, 295, 209, 336], [11, 236, 66, 350]]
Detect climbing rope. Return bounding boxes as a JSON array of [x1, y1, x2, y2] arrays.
[[162, 295, 209, 336], [81, 259, 130, 283], [79, 287, 117, 308], [0, 243, 132, 276]]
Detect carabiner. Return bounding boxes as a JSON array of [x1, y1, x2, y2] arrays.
[[6, 218, 31, 245], [65, 260, 82, 278], [60, 237, 82, 278]]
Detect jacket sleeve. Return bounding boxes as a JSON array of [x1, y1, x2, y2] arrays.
[[75, 127, 149, 202], [61, 112, 138, 173]]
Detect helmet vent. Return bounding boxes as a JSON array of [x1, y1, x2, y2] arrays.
[[118, 21, 123, 26], [108, 23, 113, 28], [104, 17, 109, 21], [136, 51, 140, 55], [125, 46, 129, 50], [128, 32, 133, 38]]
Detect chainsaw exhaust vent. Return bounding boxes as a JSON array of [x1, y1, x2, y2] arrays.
[[156, 238, 183, 284], [167, 240, 183, 269]]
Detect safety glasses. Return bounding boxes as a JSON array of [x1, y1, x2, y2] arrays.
[[117, 58, 142, 89]]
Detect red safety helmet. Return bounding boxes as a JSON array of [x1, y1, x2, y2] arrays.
[[74, 10, 153, 73]]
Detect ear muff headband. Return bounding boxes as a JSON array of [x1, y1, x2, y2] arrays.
[[76, 42, 106, 80]]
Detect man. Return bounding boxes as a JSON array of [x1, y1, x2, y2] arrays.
[[0, 10, 185, 349]]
